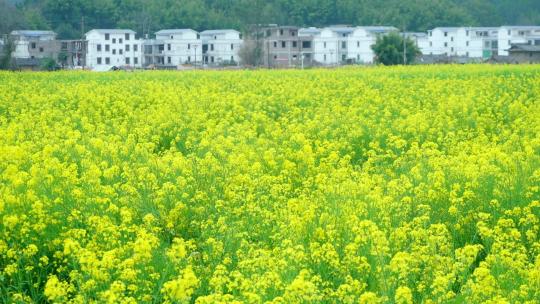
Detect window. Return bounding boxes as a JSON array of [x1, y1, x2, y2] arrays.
[[125, 33, 130, 40], [119, 49, 123, 55], [324, 42, 327, 48], [211, 44, 214, 51], [466, 30, 469, 36], [324, 54, 327, 61], [302, 41, 311, 48], [430, 42, 433, 47], [273, 41, 277, 48], [97, 57, 102, 64], [451, 47, 454, 52], [231, 43, 234, 50], [214, 35, 217, 39], [508, 30, 511, 35], [485, 41, 490, 48], [31, 42, 36, 49], [266, 30, 271, 37], [451, 37, 454, 42], [119, 38, 123, 44], [279, 29, 284, 36], [125, 57, 130, 64], [112, 49, 116, 55], [291, 30, 296, 36], [126, 44, 130, 52], [167, 44, 171, 51], [188, 56, 191, 62], [170, 35, 174, 39], [429, 32, 432, 37], [444, 42, 448, 47], [134, 44, 138, 52], [341, 41, 346, 49], [342, 54, 346, 61], [134, 57, 138, 64], [97, 44, 102, 51], [444, 32, 448, 37], [293, 54, 297, 60], [105, 57, 110, 64], [188, 44, 191, 50], [357, 41, 360, 47], [273, 55, 277, 59], [167, 57, 171, 64], [211, 56, 214, 63], [197, 34, 200, 39], [466, 41, 469, 47], [105, 33, 110, 40], [112, 38, 116, 44], [105, 45, 110, 52], [292, 41, 297, 48], [39, 47, 44, 52], [282, 41, 286, 48]]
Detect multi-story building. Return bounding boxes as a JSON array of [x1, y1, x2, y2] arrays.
[[425, 27, 499, 59], [498, 26, 540, 56], [85, 29, 142, 71], [200, 30, 243, 65], [10, 30, 60, 61], [59, 40, 87, 68], [348, 26, 398, 64], [262, 26, 313, 68], [403, 32, 430, 54], [149, 29, 202, 68], [312, 26, 354, 65]]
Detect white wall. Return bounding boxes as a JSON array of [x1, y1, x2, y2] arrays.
[[86, 31, 143, 71], [201, 31, 243, 64]]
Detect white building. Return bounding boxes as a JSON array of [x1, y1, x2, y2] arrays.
[[153, 29, 203, 67], [85, 29, 142, 71], [403, 32, 430, 55], [312, 27, 354, 65], [311, 26, 397, 65], [200, 29, 243, 65], [425, 27, 499, 59], [348, 26, 398, 64], [498, 26, 540, 56]]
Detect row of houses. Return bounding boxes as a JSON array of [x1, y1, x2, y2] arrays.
[[3, 24, 540, 70]]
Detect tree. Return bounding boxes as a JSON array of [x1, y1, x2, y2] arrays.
[[40, 57, 59, 71], [238, 36, 264, 67], [0, 38, 15, 70], [371, 32, 420, 65]]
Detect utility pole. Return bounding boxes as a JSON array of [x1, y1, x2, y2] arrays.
[[403, 25, 407, 65]]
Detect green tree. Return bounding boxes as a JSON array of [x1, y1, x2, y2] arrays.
[[0, 38, 15, 70], [40, 57, 59, 71], [371, 32, 420, 65]]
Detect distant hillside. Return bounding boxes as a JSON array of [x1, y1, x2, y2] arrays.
[[1, 0, 540, 39]]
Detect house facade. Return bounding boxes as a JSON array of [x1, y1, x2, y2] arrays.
[[424, 27, 499, 59], [498, 26, 540, 56], [348, 26, 398, 64], [507, 43, 540, 63], [147, 29, 202, 68], [312, 27, 354, 65], [10, 30, 60, 62], [200, 30, 243, 65], [85, 29, 142, 71], [262, 26, 313, 68]]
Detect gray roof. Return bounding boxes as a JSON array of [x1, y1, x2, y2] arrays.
[[508, 44, 540, 52], [200, 29, 239, 35], [326, 26, 355, 34], [501, 25, 540, 30], [432, 27, 460, 32], [299, 27, 321, 36], [156, 29, 198, 35], [359, 26, 399, 33], [11, 30, 57, 37], [86, 29, 136, 35]]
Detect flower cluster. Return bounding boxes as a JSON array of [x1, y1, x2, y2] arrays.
[[1, 65, 540, 302]]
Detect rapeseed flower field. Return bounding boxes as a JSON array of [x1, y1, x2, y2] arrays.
[[1, 65, 540, 303]]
